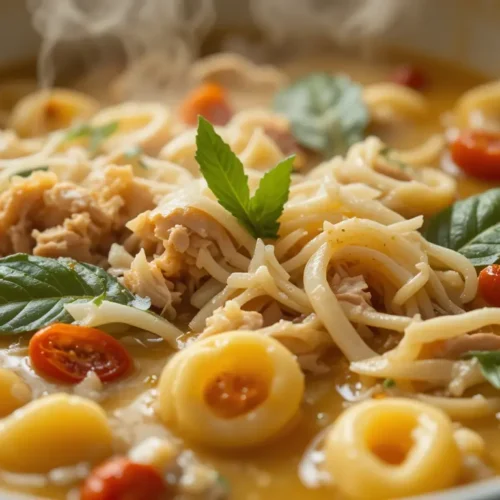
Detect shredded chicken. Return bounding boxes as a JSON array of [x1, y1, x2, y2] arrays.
[[330, 274, 372, 308], [130, 205, 241, 302], [0, 166, 155, 263], [433, 333, 500, 360], [200, 300, 264, 338]]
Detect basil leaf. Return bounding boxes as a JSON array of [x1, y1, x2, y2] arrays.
[[12, 166, 49, 179], [65, 121, 118, 155], [248, 157, 293, 239], [273, 73, 369, 158], [463, 351, 500, 389], [423, 188, 500, 267], [195, 116, 293, 239], [379, 147, 407, 170], [0, 253, 142, 334]]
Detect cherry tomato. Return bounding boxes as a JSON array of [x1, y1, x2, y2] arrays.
[[450, 130, 500, 180], [390, 64, 428, 91], [478, 265, 500, 306], [81, 457, 167, 500], [29, 324, 132, 384], [180, 82, 232, 126]]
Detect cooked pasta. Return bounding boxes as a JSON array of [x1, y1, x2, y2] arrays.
[[0, 45, 499, 500]]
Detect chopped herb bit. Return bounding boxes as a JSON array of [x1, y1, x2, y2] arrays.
[[65, 121, 119, 155], [383, 378, 396, 389], [195, 116, 293, 239], [379, 146, 407, 169], [124, 145, 143, 158], [12, 166, 49, 178], [463, 351, 500, 389]]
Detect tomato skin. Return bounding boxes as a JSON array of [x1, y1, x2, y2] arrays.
[[478, 265, 500, 306], [390, 65, 428, 91], [81, 457, 167, 500], [29, 324, 132, 384], [180, 83, 232, 126], [450, 130, 500, 180]]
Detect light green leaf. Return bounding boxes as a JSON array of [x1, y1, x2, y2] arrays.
[[463, 351, 500, 389], [423, 188, 500, 267], [195, 116, 253, 235], [65, 121, 119, 155], [248, 157, 293, 239], [195, 117, 293, 239], [274, 73, 369, 158]]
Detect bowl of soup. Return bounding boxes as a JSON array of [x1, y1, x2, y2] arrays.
[[1, 1, 500, 500]]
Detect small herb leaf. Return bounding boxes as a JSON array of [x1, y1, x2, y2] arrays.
[[0, 254, 147, 334], [12, 166, 49, 179], [195, 117, 292, 239], [423, 188, 500, 267], [273, 73, 369, 158], [65, 121, 119, 155], [463, 351, 500, 389], [248, 157, 293, 239]]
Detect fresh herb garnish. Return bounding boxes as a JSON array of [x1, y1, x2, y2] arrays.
[[0, 253, 149, 334], [423, 188, 500, 267], [124, 145, 148, 169], [273, 73, 369, 158], [12, 166, 49, 178], [379, 147, 407, 170], [463, 351, 500, 389], [65, 121, 118, 155], [383, 378, 396, 389], [195, 116, 293, 239]]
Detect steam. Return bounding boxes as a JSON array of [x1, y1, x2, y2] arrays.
[[27, 0, 418, 93]]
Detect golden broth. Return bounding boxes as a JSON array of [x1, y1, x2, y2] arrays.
[[0, 50, 498, 500]]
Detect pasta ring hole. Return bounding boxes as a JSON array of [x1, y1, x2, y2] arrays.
[[366, 413, 416, 466], [203, 371, 269, 419]]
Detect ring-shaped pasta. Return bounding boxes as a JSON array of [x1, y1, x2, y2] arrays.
[[8, 89, 99, 137], [157, 330, 304, 448], [91, 102, 172, 154], [324, 398, 461, 499]]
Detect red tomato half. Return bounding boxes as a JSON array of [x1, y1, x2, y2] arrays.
[[390, 65, 428, 91], [450, 129, 500, 180], [29, 324, 132, 384], [81, 457, 167, 500], [479, 265, 500, 307]]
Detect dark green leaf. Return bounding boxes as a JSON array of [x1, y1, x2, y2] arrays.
[[65, 121, 119, 155], [195, 117, 293, 239], [273, 73, 369, 158], [12, 166, 49, 179], [423, 189, 500, 267], [0, 254, 144, 334], [463, 351, 500, 389]]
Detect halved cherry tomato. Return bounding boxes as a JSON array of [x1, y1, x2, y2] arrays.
[[81, 456, 168, 500], [478, 265, 500, 306], [450, 130, 500, 180], [29, 324, 132, 384], [180, 82, 232, 126], [390, 64, 428, 91]]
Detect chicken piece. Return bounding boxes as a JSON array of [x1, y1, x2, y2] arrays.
[[123, 249, 179, 312], [0, 172, 57, 255], [0, 166, 156, 264], [432, 333, 500, 360], [200, 300, 264, 338], [330, 274, 372, 308]]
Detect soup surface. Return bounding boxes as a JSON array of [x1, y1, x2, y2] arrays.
[[0, 48, 499, 500]]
